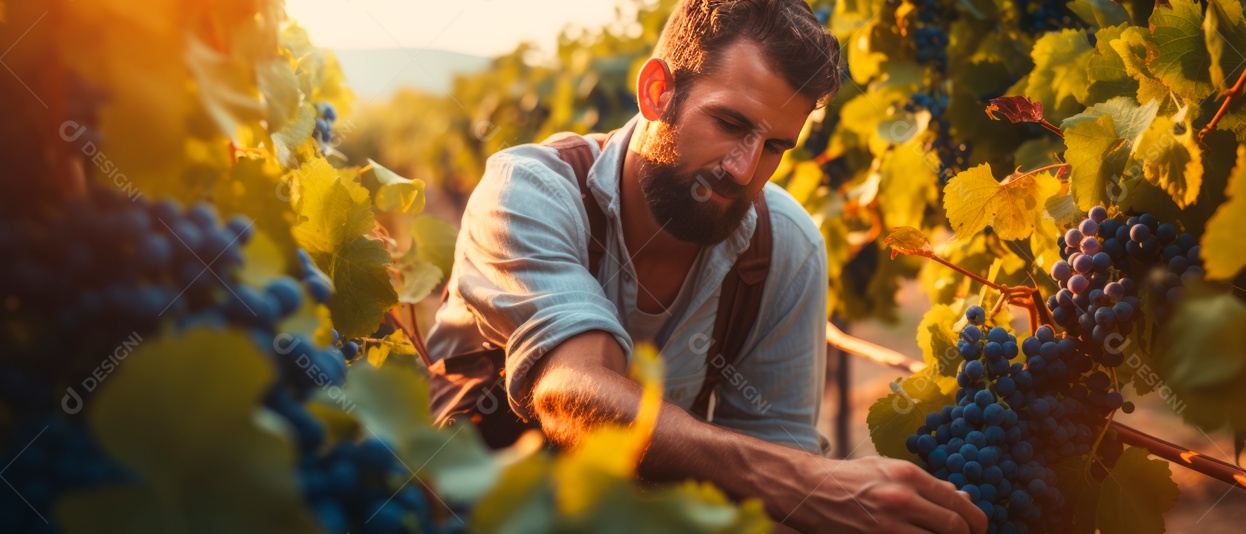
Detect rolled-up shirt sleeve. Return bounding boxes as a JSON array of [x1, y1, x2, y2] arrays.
[[709, 216, 828, 454], [451, 152, 632, 418]]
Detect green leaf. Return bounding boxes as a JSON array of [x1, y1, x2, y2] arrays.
[[1061, 97, 1160, 149], [272, 103, 317, 167], [364, 329, 420, 368], [1053, 454, 1102, 534], [917, 304, 963, 378], [396, 253, 443, 304], [1158, 288, 1246, 390], [1096, 446, 1180, 534], [1109, 27, 1174, 109], [884, 226, 934, 259], [1025, 29, 1095, 121], [292, 159, 397, 339], [1086, 24, 1142, 105], [867, 367, 957, 462], [257, 50, 301, 134], [1205, 0, 1246, 89], [410, 215, 459, 280], [1148, 0, 1216, 101], [943, 163, 1061, 241], [362, 158, 427, 214], [343, 361, 498, 503], [55, 328, 317, 533], [1202, 145, 1246, 280], [1132, 110, 1204, 208], [1065, 115, 1129, 211], [1068, 0, 1130, 29], [470, 454, 557, 534]]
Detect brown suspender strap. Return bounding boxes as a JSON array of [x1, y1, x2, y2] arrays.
[[690, 195, 773, 419], [543, 133, 612, 275]]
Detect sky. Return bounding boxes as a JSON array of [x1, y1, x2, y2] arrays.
[[284, 0, 637, 58]]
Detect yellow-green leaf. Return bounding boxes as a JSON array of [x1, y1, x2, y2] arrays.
[[1025, 29, 1095, 121], [867, 367, 956, 462], [884, 226, 934, 259], [1086, 24, 1141, 105], [1149, 0, 1216, 101], [944, 164, 1060, 241], [292, 159, 398, 339], [362, 158, 427, 214], [1158, 288, 1246, 390], [1065, 115, 1129, 211], [917, 304, 963, 377], [56, 328, 317, 533], [1061, 97, 1159, 149], [1202, 145, 1246, 279], [1096, 446, 1180, 534], [1133, 111, 1204, 208], [409, 214, 459, 282], [343, 361, 498, 502]]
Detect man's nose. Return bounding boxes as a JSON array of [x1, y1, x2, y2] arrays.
[[719, 138, 762, 187]]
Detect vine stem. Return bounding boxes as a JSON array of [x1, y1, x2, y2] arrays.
[[1199, 66, 1246, 141], [1112, 422, 1246, 488], [826, 322, 1246, 490], [1038, 120, 1064, 139]]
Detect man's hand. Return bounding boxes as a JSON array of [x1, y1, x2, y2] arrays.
[[526, 331, 986, 534], [768, 455, 987, 534]]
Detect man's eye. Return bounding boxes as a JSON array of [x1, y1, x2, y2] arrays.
[[716, 118, 743, 132]]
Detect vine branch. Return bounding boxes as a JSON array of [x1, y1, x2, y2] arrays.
[[1200, 66, 1246, 141]]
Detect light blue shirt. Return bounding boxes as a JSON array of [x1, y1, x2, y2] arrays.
[[427, 115, 829, 452]]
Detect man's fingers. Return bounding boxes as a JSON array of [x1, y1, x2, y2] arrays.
[[901, 492, 973, 534], [910, 473, 988, 534]]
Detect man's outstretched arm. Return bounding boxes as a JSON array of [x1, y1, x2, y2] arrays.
[[525, 331, 988, 534]]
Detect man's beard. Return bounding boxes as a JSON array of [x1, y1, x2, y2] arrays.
[[636, 121, 754, 245]]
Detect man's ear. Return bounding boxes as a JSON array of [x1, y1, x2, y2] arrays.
[[636, 57, 674, 121]]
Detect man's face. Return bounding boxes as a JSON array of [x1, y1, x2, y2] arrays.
[[638, 39, 814, 245]]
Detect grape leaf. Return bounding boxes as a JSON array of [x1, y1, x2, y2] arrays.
[[1202, 145, 1246, 280], [1205, 0, 1246, 90], [55, 328, 318, 533], [1060, 97, 1159, 149], [1086, 24, 1142, 105], [272, 103, 317, 167], [1158, 288, 1246, 390], [292, 159, 398, 339], [1132, 111, 1204, 208], [884, 226, 934, 259], [1025, 29, 1095, 121], [867, 367, 957, 462], [397, 255, 443, 304], [917, 304, 963, 378], [1068, 0, 1130, 29], [1053, 454, 1102, 534], [185, 36, 266, 141], [984, 96, 1045, 123], [944, 163, 1060, 241], [470, 454, 558, 534], [1148, 0, 1216, 101], [364, 329, 420, 369], [1110, 27, 1174, 110], [1096, 446, 1180, 534], [257, 50, 301, 134], [343, 360, 498, 503], [1065, 115, 1129, 211], [362, 158, 427, 214], [410, 215, 459, 284]]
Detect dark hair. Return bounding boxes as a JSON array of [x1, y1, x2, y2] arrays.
[[653, 0, 842, 114]]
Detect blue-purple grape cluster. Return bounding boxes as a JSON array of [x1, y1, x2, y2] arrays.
[[1048, 207, 1204, 354], [1017, 0, 1082, 34], [315, 102, 338, 152], [0, 188, 433, 532], [908, 308, 1123, 533]]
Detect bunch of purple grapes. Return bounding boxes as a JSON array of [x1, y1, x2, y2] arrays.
[[909, 307, 1124, 533], [1048, 206, 1204, 355]]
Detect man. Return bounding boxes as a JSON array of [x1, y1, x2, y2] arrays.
[[427, 1, 986, 532]]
